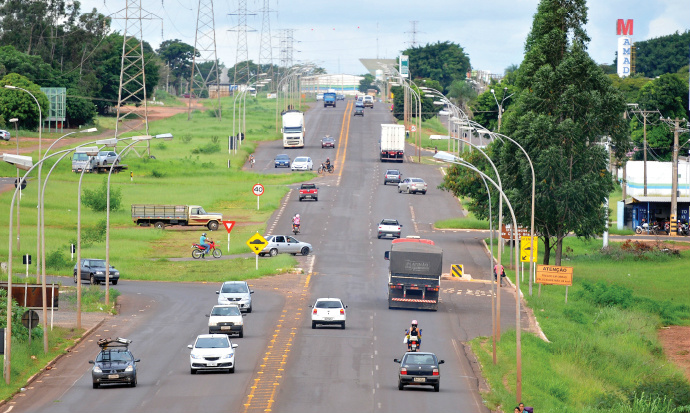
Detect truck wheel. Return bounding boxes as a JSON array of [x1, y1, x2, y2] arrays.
[[154, 221, 165, 229], [208, 221, 219, 231]]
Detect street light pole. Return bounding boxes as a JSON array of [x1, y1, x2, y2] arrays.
[[9, 118, 20, 251]]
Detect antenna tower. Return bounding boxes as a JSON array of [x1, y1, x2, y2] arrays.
[[258, 0, 274, 86], [188, 0, 221, 120], [406, 20, 419, 48], [112, 0, 161, 157], [229, 0, 256, 85]]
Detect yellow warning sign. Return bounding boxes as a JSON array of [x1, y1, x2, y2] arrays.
[[246, 233, 268, 255], [520, 236, 538, 263], [451, 264, 463, 278]]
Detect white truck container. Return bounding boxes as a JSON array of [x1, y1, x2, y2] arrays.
[[282, 110, 305, 148], [380, 124, 405, 162]]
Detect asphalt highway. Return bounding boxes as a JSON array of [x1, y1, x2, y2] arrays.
[[5, 99, 524, 413]]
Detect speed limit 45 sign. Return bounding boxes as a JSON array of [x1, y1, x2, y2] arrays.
[[252, 183, 264, 196]]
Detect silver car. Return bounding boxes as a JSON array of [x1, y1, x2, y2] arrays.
[[398, 178, 428, 195], [259, 235, 312, 257], [0, 130, 10, 141], [216, 281, 254, 312], [96, 150, 121, 166]]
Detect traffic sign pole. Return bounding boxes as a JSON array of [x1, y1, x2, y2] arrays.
[[252, 184, 264, 211], [228, 233, 230, 253], [255, 254, 258, 270], [257, 196, 259, 211]]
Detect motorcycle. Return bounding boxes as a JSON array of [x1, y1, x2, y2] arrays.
[[679, 222, 690, 236], [635, 222, 649, 234], [192, 240, 222, 259], [292, 223, 300, 235], [404, 328, 422, 352], [318, 163, 334, 174]]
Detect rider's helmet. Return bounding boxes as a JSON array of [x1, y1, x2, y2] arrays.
[[327, 157, 330, 161], [296, 214, 300, 218], [202, 233, 207, 236], [411, 320, 418, 328]]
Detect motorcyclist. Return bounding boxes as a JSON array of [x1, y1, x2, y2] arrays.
[[199, 232, 210, 257], [292, 214, 301, 231], [405, 320, 422, 351], [324, 158, 331, 171]]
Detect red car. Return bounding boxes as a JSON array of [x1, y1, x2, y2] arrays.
[[321, 136, 336, 148]]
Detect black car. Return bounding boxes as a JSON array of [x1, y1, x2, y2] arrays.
[[321, 136, 335, 148], [73, 259, 120, 285], [354, 106, 364, 117], [394, 352, 444, 392], [274, 154, 291, 168], [90, 337, 139, 388]]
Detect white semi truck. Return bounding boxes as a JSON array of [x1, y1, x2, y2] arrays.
[[282, 110, 305, 148], [380, 124, 405, 162]]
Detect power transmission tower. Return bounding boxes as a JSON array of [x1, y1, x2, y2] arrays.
[[229, 0, 256, 85], [406, 21, 419, 48], [112, 0, 161, 157], [188, 0, 221, 120], [258, 0, 274, 86]]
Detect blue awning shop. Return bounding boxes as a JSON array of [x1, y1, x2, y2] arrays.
[[621, 196, 690, 228]]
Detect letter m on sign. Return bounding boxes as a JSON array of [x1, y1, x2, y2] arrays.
[[617, 19, 633, 36]]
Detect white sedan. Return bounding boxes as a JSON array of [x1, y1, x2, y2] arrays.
[[311, 298, 347, 329], [188, 334, 238, 374], [291, 156, 313, 171]]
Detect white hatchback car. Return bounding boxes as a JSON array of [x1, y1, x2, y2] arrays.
[[207, 304, 245, 337], [291, 156, 313, 171], [311, 298, 347, 329], [188, 334, 238, 374]]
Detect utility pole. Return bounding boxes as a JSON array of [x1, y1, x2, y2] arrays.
[[661, 117, 690, 236], [188, 0, 221, 120], [630, 107, 659, 196]]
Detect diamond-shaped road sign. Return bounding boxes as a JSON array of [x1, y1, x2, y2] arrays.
[[222, 220, 236, 233], [246, 233, 268, 255]]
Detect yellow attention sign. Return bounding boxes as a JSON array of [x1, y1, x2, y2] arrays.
[[520, 236, 538, 263], [535, 265, 573, 286], [246, 233, 268, 255]]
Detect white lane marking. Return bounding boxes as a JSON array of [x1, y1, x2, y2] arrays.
[[3, 406, 14, 413]]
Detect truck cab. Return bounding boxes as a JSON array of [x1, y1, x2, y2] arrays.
[[323, 92, 337, 108]]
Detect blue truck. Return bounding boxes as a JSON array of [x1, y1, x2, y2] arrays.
[[323, 92, 337, 108]]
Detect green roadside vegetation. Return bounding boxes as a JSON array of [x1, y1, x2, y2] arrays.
[[0, 95, 309, 283], [477, 237, 690, 412]]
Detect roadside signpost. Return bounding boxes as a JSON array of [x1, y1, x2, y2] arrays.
[[246, 233, 268, 270], [520, 236, 538, 283], [222, 220, 236, 252], [536, 265, 574, 303], [253, 183, 264, 210]]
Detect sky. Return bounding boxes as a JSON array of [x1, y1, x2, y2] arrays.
[[77, 0, 689, 76]]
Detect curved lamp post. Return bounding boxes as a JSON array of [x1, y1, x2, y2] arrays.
[[434, 152, 523, 402], [4, 85, 43, 279]]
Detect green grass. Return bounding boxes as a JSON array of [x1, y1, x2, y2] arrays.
[[61, 285, 121, 313], [0, 95, 307, 282], [0, 326, 87, 400], [435, 215, 490, 230], [477, 237, 690, 412]]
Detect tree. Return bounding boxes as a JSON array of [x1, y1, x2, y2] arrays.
[[390, 85, 435, 121], [66, 89, 96, 127], [0, 73, 49, 130], [469, 84, 518, 132], [635, 31, 690, 77], [401, 41, 471, 91], [82, 179, 122, 212], [358, 73, 376, 93], [441, 0, 630, 266], [156, 39, 196, 95]]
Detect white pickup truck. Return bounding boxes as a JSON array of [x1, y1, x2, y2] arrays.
[[377, 218, 402, 239]]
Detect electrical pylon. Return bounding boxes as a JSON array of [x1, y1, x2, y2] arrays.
[[112, 0, 161, 157], [258, 0, 274, 86], [229, 0, 255, 85], [406, 21, 419, 48], [188, 0, 221, 120]]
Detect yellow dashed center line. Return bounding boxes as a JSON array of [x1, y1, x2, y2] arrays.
[[334, 100, 353, 178], [242, 272, 311, 413]]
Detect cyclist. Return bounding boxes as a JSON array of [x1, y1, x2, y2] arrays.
[[248, 154, 255, 168]]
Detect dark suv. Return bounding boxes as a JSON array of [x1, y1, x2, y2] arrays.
[[74, 259, 120, 285], [384, 169, 402, 185], [89, 337, 139, 388], [354, 106, 364, 116]]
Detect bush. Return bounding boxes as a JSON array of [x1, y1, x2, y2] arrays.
[[575, 281, 633, 308], [627, 380, 690, 410], [151, 169, 165, 178], [191, 143, 220, 154], [82, 219, 107, 244], [81, 179, 122, 212], [45, 248, 71, 270], [181, 134, 192, 144]]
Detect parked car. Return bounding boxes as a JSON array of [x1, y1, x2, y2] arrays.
[[216, 281, 254, 312], [207, 304, 245, 337], [96, 150, 120, 166], [274, 154, 291, 168], [321, 136, 335, 148], [384, 169, 402, 185], [394, 352, 444, 392], [353, 107, 364, 116], [0, 129, 11, 141], [259, 235, 312, 257], [377, 219, 402, 239], [311, 298, 347, 329], [89, 337, 139, 388], [398, 178, 428, 195], [291, 156, 313, 171], [74, 259, 120, 285], [188, 334, 238, 374]]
